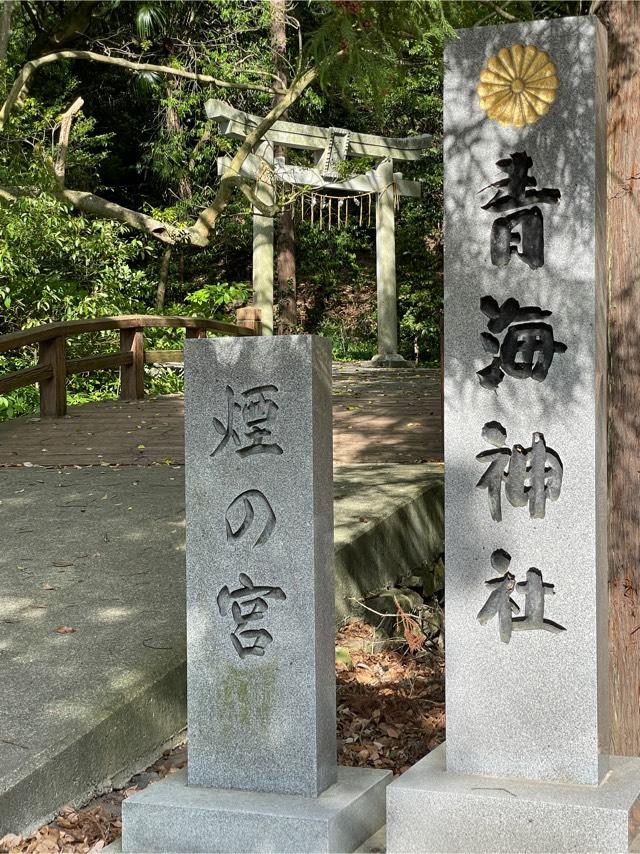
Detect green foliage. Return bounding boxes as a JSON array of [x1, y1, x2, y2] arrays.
[[135, 2, 169, 40], [293, 220, 375, 359], [185, 283, 251, 317], [0, 0, 585, 420], [0, 192, 155, 420], [305, 0, 454, 100], [0, 196, 153, 331], [0, 386, 39, 421]]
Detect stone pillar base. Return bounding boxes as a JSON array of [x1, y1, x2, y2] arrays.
[[367, 353, 412, 368], [386, 743, 640, 853], [119, 766, 390, 853]]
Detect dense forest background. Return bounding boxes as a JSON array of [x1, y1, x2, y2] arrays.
[[0, 0, 587, 418]]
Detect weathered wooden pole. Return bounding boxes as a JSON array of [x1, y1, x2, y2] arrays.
[[596, 0, 640, 757]]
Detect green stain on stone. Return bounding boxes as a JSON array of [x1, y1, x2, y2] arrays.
[[218, 662, 277, 739]]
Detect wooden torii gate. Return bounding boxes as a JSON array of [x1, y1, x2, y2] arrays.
[[206, 99, 431, 366]]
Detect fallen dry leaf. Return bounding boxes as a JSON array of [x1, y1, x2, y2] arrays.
[[336, 620, 444, 776], [380, 722, 401, 738], [55, 626, 76, 635], [0, 833, 24, 851]]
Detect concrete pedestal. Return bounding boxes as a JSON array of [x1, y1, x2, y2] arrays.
[[121, 766, 390, 854], [387, 744, 640, 853]]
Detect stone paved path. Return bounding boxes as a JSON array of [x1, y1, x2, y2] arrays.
[[0, 364, 442, 468]]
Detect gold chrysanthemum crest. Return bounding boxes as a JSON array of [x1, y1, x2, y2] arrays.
[[477, 44, 558, 128]]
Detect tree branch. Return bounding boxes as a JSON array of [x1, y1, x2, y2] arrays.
[[190, 64, 317, 243], [0, 186, 20, 203], [236, 182, 279, 217], [0, 182, 202, 245], [57, 189, 198, 245], [54, 96, 83, 188], [477, 2, 519, 23], [27, 0, 100, 60], [0, 49, 282, 131], [0, 62, 321, 250]]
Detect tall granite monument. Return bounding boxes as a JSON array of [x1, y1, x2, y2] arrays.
[[118, 335, 390, 853], [387, 16, 640, 853]]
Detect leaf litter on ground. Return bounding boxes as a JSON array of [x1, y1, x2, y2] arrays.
[[0, 621, 444, 853], [336, 619, 444, 775]]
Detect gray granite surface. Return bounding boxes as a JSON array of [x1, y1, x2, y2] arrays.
[[121, 766, 391, 854], [387, 743, 640, 853], [184, 336, 336, 797], [443, 16, 608, 786]]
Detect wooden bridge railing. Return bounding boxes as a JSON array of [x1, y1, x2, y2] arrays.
[[0, 311, 261, 418]]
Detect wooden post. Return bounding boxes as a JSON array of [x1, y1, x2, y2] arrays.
[[236, 306, 263, 335], [597, 0, 640, 757], [39, 336, 66, 417], [376, 158, 397, 357], [120, 327, 144, 400], [186, 327, 207, 340]]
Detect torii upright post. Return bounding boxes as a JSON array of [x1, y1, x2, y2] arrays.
[[252, 141, 274, 336], [371, 157, 405, 367]]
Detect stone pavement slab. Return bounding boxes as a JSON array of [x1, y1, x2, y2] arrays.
[[0, 462, 442, 837]]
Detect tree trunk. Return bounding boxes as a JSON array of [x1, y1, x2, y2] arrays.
[[597, 0, 640, 756], [0, 0, 16, 64], [156, 247, 172, 310], [276, 207, 297, 333], [165, 81, 192, 202], [163, 76, 191, 304], [270, 0, 297, 333], [27, 0, 100, 60]]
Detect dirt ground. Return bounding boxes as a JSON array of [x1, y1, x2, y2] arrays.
[[0, 620, 445, 854]]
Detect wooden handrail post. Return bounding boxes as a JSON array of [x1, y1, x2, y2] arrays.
[[120, 327, 144, 401], [39, 336, 67, 417], [186, 327, 207, 339], [235, 306, 262, 335]]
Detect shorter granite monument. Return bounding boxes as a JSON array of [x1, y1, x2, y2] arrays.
[[118, 334, 389, 853], [387, 15, 640, 853]]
